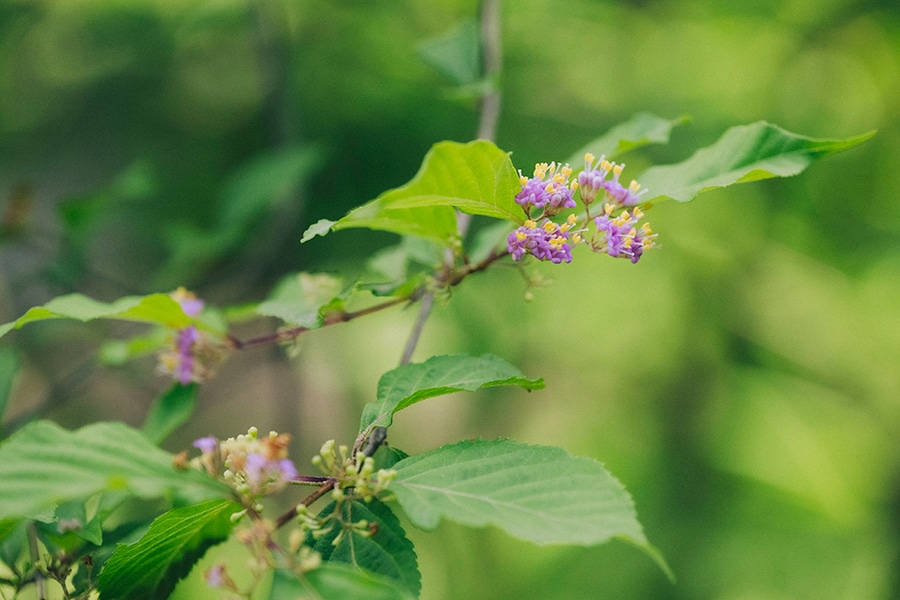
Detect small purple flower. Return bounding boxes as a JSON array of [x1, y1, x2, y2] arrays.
[[578, 153, 611, 205], [593, 207, 655, 263], [579, 154, 647, 207], [514, 162, 577, 216], [205, 564, 228, 589], [515, 176, 549, 209], [507, 219, 574, 264], [245, 453, 269, 489], [171, 287, 205, 317], [279, 458, 299, 482], [193, 436, 218, 454], [175, 325, 200, 385], [244, 452, 299, 492]]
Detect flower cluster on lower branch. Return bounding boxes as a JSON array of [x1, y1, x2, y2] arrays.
[[507, 154, 657, 264]]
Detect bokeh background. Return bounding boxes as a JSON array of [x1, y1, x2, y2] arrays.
[[1, 0, 899, 598]]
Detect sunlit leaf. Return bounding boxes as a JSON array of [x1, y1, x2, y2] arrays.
[[638, 122, 875, 202], [566, 113, 689, 166], [309, 499, 420, 597], [0, 293, 192, 339], [303, 140, 523, 245], [97, 499, 240, 600], [391, 439, 673, 580], [0, 420, 230, 520], [359, 354, 544, 433]]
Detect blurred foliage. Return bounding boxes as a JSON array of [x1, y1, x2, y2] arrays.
[[0, 0, 898, 599]]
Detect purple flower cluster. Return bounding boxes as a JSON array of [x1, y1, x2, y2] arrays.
[[245, 452, 299, 493], [192, 428, 299, 499], [506, 154, 655, 265], [507, 216, 579, 264], [578, 153, 647, 207], [594, 206, 656, 263], [158, 287, 228, 385], [515, 162, 578, 215]]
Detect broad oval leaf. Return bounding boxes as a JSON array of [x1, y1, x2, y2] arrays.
[[565, 112, 689, 166], [97, 499, 241, 600], [390, 439, 672, 579], [0, 293, 193, 339], [308, 499, 420, 597], [368, 140, 521, 221], [270, 564, 416, 600], [0, 420, 230, 520], [358, 354, 544, 433], [638, 122, 875, 203], [302, 140, 524, 245]]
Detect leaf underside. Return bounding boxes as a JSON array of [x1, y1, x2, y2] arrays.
[[391, 438, 672, 579], [638, 122, 875, 202]]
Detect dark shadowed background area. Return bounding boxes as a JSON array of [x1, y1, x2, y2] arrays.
[[1, 0, 898, 598]]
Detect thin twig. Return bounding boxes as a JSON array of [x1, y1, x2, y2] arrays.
[[399, 291, 434, 366], [477, 0, 502, 143], [230, 295, 410, 349]]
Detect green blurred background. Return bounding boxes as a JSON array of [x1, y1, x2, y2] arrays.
[[1, 0, 899, 598]]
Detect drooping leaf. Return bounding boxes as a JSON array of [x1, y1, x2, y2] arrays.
[[255, 272, 346, 328], [142, 383, 199, 444], [391, 438, 672, 580], [269, 564, 416, 600], [97, 499, 240, 600], [638, 122, 875, 203], [308, 499, 420, 597], [0, 293, 193, 339], [302, 140, 523, 245], [0, 420, 230, 520], [566, 113, 690, 166], [358, 354, 544, 433]]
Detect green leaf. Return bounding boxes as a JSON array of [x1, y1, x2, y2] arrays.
[[417, 19, 481, 86], [35, 498, 104, 550], [638, 122, 875, 203], [337, 203, 460, 245], [270, 564, 416, 600], [97, 499, 240, 600], [301, 218, 338, 243], [391, 439, 672, 579], [309, 499, 420, 597], [255, 272, 346, 328], [371, 140, 521, 221], [0, 346, 19, 432], [304, 140, 523, 245], [0, 420, 230, 520], [566, 113, 689, 166], [359, 354, 544, 433], [0, 518, 27, 567], [142, 383, 199, 444], [0, 293, 193, 339]]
